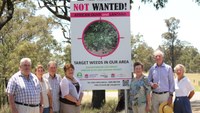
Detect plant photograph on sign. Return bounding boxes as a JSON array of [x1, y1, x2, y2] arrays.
[[83, 20, 119, 57]]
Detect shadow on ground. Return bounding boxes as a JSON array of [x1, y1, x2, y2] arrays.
[[191, 100, 200, 113]]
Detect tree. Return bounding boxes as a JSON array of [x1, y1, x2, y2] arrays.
[[177, 46, 200, 73], [0, 2, 62, 77], [37, 0, 70, 21], [131, 33, 154, 72], [63, 44, 72, 63], [0, 0, 28, 30], [161, 17, 180, 69], [0, 0, 14, 30]]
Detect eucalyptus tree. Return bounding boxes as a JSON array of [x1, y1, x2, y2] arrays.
[[0, 0, 14, 30], [0, 2, 62, 77], [131, 33, 154, 72], [177, 46, 200, 73], [161, 17, 180, 69], [0, 0, 29, 30]]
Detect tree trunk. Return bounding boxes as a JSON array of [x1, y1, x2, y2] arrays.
[[115, 90, 125, 112], [92, 90, 105, 109]]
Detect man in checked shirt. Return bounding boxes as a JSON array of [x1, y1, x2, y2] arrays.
[[6, 58, 43, 113]]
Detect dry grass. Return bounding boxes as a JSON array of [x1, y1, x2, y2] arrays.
[[81, 90, 119, 113], [184, 73, 200, 91], [0, 104, 10, 113], [82, 90, 118, 103]]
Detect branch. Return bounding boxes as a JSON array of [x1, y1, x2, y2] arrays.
[[40, 0, 70, 21], [0, 0, 14, 30], [57, 22, 71, 44], [0, 0, 6, 17]]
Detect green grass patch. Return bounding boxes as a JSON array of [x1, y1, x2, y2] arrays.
[[194, 86, 200, 92]]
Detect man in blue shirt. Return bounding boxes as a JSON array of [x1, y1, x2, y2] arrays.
[[148, 50, 175, 113]]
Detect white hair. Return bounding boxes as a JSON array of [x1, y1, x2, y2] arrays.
[[174, 64, 186, 73], [47, 61, 57, 67], [20, 58, 31, 66], [153, 49, 164, 57]]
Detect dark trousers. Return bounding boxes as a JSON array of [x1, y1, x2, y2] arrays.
[[174, 96, 192, 113]]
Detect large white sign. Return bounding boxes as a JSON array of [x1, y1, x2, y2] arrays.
[[71, 0, 131, 90]]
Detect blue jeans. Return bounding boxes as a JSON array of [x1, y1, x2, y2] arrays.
[[43, 107, 50, 113]]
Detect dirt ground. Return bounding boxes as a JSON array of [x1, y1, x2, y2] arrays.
[[191, 100, 200, 113], [191, 92, 200, 113]]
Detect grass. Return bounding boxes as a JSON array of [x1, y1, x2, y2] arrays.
[[0, 104, 10, 113], [184, 73, 200, 91], [81, 90, 119, 113], [81, 99, 118, 113]]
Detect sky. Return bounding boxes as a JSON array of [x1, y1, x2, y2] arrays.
[[40, 0, 200, 51], [131, 0, 200, 51]]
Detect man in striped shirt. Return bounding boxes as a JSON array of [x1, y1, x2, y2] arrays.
[[6, 58, 43, 113], [43, 61, 62, 113]]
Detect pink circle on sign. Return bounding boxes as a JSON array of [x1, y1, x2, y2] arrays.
[[82, 20, 120, 58]]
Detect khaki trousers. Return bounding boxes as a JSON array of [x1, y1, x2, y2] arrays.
[[15, 104, 40, 113], [151, 92, 169, 113]]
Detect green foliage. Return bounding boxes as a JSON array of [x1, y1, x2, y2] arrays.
[[195, 0, 200, 5], [161, 17, 180, 69], [0, 2, 63, 77], [84, 21, 118, 53], [133, 43, 154, 71], [194, 86, 200, 92], [0, 104, 10, 113], [132, 0, 168, 9], [159, 17, 200, 73], [131, 34, 154, 72], [63, 44, 71, 63], [176, 46, 200, 73]]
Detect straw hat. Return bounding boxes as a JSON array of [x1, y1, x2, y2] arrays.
[[159, 102, 173, 113]]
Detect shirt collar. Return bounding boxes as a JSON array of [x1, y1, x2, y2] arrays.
[[154, 62, 165, 68], [48, 73, 57, 79], [19, 71, 33, 79]]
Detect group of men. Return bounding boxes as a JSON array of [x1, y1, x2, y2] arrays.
[[6, 58, 61, 113]]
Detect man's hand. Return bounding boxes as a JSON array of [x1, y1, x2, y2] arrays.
[[167, 96, 173, 105], [76, 100, 81, 106], [49, 107, 53, 113], [40, 106, 44, 113], [151, 83, 159, 89]]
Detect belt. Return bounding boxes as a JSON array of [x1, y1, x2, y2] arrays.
[[153, 91, 168, 94], [176, 96, 187, 98], [15, 101, 40, 107]]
